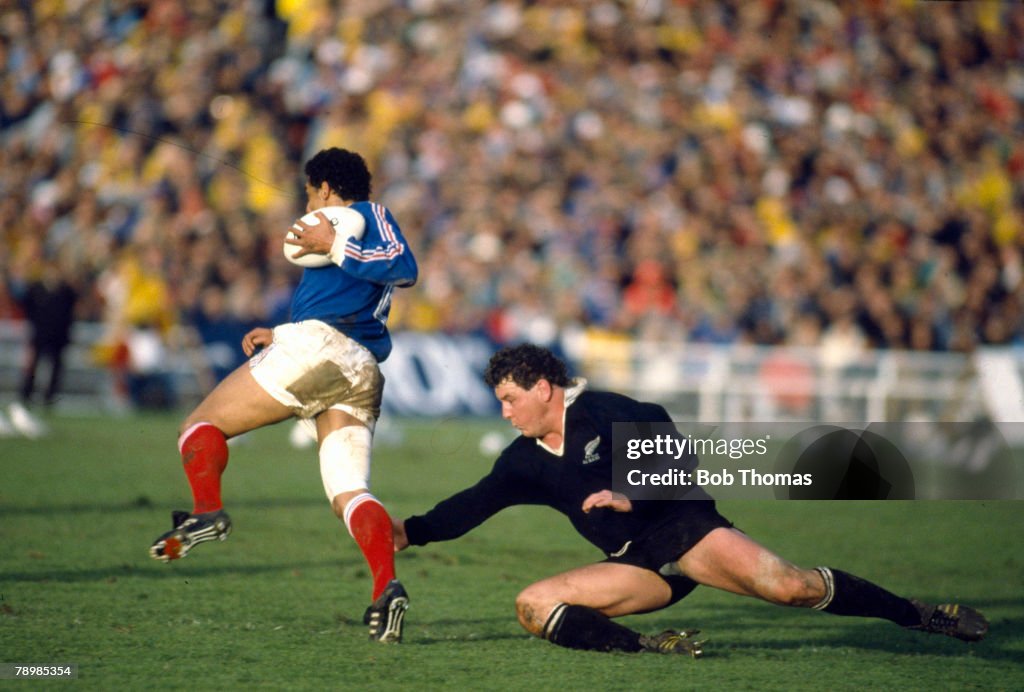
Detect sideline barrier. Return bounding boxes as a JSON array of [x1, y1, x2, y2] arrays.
[[2, 320, 1022, 431], [0, 321, 503, 417], [380, 332, 498, 417], [575, 334, 1024, 433]]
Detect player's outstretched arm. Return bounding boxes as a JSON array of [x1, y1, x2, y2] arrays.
[[581, 490, 633, 513]]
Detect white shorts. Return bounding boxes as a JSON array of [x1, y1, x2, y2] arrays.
[[249, 320, 383, 425]]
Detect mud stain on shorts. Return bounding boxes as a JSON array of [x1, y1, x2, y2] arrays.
[[285, 360, 383, 419]]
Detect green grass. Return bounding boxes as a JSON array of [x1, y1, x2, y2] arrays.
[[1, 413, 1022, 690]]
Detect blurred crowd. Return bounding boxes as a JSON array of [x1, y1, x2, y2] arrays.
[[2, 0, 1023, 399]]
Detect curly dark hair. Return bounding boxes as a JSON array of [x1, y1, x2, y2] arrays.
[[304, 147, 372, 201], [484, 344, 571, 389]]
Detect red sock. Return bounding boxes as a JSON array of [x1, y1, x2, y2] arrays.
[[179, 422, 229, 514], [344, 493, 397, 600]]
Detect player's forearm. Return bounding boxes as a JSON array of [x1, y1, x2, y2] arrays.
[[402, 484, 510, 546], [403, 503, 489, 545]]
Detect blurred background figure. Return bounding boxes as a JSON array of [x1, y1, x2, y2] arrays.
[[92, 245, 178, 412], [185, 284, 259, 386], [6, 256, 79, 437]]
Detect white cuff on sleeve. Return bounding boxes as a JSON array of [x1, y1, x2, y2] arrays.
[[328, 230, 348, 266]]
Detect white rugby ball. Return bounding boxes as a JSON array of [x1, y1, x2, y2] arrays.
[[284, 205, 366, 268]]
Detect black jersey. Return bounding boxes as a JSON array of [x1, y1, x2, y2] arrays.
[[404, 388, 714, 559]]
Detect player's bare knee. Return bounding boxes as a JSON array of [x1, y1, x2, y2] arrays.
[[763, 569, 827, 608], [793, 567, 827, 607], [515, 584, 555, 636]]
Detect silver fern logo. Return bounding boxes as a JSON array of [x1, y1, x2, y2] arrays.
[[583, 436, 601, 464]]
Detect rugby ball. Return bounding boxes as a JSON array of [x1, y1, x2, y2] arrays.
[[284, 205, 366, 268]]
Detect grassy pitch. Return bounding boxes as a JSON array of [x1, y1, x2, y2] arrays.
[[1, 413, 1022, 690]]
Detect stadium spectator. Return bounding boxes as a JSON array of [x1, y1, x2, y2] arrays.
[[93, 244, 178, 410], [5, 255, 80, 436], [184, 284, 259, 385], [10, 256, 79, 406]]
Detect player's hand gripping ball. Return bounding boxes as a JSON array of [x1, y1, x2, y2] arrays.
[[283, 205, 366, 268]]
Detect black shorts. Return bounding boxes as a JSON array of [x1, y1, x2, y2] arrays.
[[603, 500, 733, 606]]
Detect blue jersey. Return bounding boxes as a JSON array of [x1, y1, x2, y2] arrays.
[[289, 201, 417, 362]]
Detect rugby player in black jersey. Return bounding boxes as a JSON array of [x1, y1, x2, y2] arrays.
[[393, 344, 988, 655]]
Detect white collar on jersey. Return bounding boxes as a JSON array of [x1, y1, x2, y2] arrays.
[[536, 377, 587, 457]]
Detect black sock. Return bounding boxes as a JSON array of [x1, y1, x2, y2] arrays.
[[815, 567, 921, 627], [543, 603, 644, 652]]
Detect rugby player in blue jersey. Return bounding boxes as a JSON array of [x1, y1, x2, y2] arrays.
[[393, 344, 988, 654], [149, 148, 417, 643]]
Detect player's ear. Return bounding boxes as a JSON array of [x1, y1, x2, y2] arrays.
[[319, 181, 332, 200], [534, 378, 553, 401]]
